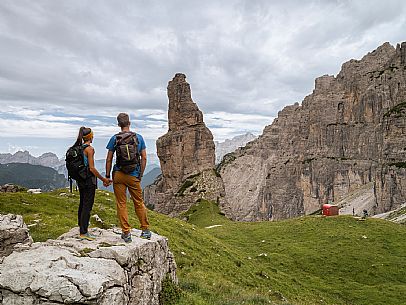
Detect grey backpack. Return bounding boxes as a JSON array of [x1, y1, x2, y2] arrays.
[[115, 132, 140, 174]]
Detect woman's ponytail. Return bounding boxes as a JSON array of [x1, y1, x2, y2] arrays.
[[74, 126, 86, 147]]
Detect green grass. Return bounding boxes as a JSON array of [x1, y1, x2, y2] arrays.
[[1, 191, 405, 304]]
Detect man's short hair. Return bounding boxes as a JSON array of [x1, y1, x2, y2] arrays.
[[117, 113, 130, 127]]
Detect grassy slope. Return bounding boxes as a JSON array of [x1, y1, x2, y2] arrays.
[[0, 191, 405, 305]]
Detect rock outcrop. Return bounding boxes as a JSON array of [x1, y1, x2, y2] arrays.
[[373, 203, 406, 224], [145, 169, 225, 216], [0, 217, 177, 305], [0, 184, 26, 193], [215, 133, 257, 164], [144, 74, 218, 215], [0, 214, 32, 258], [219, 42, 406, 221]]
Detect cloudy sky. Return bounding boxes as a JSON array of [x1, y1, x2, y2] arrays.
[[0, 0, 405, 159]]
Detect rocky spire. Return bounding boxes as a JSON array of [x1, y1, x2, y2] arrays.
[[167, 73, 204, 131], [143, 74, 220, 216], [157, 73, 215, 190]]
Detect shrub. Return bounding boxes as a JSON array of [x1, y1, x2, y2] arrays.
[[159, 275, 182, 305]]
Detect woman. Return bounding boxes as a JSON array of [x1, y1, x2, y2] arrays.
[[73, 127, 111, 241]]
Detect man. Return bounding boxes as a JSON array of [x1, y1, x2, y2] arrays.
[[105, 113, 151, 242]]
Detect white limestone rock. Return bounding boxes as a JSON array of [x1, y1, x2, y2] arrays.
[[0, 225, 177, 305], [0, 214, 32, 257]]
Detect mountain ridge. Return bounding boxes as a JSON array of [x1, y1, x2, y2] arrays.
[[219, 41, 406, 221], [0, 163, 67, 191], [215, 133, 257, 164]]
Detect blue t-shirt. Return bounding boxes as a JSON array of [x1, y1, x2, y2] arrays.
[[106, 133, 146, 178]]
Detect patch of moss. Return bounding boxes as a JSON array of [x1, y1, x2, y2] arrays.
[[79, 248, 94, 257], [302, 158, 315, 164], [388, 162, 406, 168], [309, 209, 322, 215], [98, 242, 113, 248], [383, 102, 406, 118], [136, 258, 145, 267], [176, 180, 194, 197], [185, 173, 200, 180]]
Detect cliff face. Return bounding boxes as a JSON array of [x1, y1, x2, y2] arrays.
[[219, 42, 406, 221], [144, 73, 218, 215]]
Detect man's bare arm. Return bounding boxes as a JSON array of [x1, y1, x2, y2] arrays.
[[140, 149, 147, 179], [105, 150, 114, 177]]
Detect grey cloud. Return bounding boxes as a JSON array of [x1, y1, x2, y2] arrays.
[[0, 0, 406, 123]]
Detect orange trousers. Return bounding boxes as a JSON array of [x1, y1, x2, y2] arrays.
[[113, 171, 149, 233]]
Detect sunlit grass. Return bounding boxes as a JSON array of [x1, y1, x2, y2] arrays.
[[1, 191, 405, 304]]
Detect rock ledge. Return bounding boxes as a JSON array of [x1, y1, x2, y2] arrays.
[[0, 222, 177, 305]]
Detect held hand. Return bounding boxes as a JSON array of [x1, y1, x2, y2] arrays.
[[103, 177, 112, 187]]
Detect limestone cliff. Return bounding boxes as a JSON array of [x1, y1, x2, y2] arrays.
[[219, 42, 406, 221], [144, 73, 219, 215]]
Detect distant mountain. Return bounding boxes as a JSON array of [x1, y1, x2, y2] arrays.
[[0, 151, 64, 170], [141, 167, 161, 189], [215, 133, 257, 164], [0, 163, 68, 191]]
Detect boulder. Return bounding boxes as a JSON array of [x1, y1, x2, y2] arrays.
[[0, 214, 32, 258], [0, 225, 177, 305], [0, 184, 25, 193]]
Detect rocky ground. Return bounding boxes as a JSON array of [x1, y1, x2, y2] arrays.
[[0, 214, 177, 305]]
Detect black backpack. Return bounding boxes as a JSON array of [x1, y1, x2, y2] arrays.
[[65, 144, 89, 183], [115, 132, 140, 174]]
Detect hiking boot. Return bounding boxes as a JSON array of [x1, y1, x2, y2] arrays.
[[121, 232, 132, 243], [79, 232, 96, 241], [140, 229, 152, 240]]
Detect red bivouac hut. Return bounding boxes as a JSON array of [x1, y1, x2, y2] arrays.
[[322, 204, 339, 216]]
